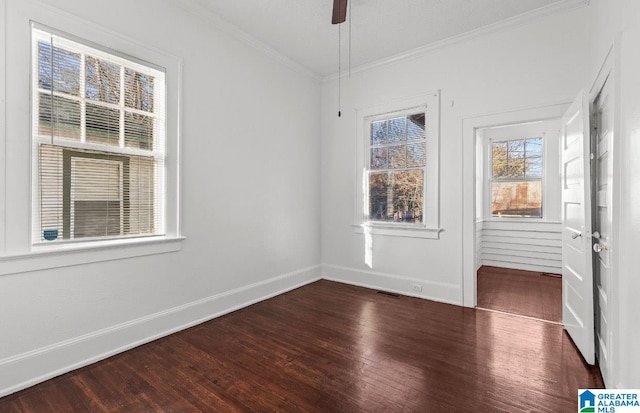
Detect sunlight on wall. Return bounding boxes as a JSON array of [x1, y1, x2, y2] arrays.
[[362, 167, 374, 268], [364, 225, 373, 268]]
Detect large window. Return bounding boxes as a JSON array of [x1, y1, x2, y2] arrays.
[[356, 92, 440, 238], [490, 137, 543, 218], [31, 26, 166, 244]]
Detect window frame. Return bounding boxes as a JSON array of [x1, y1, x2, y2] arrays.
[[488, 135, 545, 219], [30, 24, 167, 246], [354, 91, 441, 239], [0, 9, 183, 274]]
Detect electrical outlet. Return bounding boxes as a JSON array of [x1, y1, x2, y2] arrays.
[[412, 284, 423, 292]]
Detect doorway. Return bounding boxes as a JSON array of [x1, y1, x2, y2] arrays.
[[462, 103, 569, 308], [462, 63, 616, 386], [473, 119, 563, 322]]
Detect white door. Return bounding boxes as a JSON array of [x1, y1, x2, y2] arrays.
[[561, 90, 595, 365], [592, 76, 613, 381]]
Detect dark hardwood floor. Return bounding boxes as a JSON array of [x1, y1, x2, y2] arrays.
[[0, 280, 602, 412], [477, 265, 563, 323]]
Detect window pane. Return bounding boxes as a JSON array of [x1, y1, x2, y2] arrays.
[[369, 172, 389, 221], [38, 93, 81, 140], [525, 156, 542, 178], [491, 142, 507, 178], [124, 68, 155, 112], [407, 113, 425, 141], [124, 112, 154, 150], [388, 144, 406, 169], [86, 104, 120, 145], [388, 117, 406, 143], [368, 170, 424, 223], [392, 170, 424, 223], [507, 140, 525, 178], [73, 200, 121, 238], [128, 156, 155, 235], [39, 144, 63, 241], [370, 147, 387, 170], [38, 42, 81, 95], [371, 120, 387, 145], [507, 139, 525, 153], [507, 158, 525, 177], [71, 157, 122, 239], [525, 137, 543, 157], [491, 180, 542, 218], [85, 56, 121, 104], [406, 141, 425, 167], [38, 41, 53, 91]]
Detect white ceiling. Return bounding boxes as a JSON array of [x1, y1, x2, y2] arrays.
[[190, 0, 574, 78]]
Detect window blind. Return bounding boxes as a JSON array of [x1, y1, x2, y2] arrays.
[[31, 24, 166, 244]]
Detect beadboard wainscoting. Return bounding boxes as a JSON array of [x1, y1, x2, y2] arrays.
[[480, 220, 562, 274]]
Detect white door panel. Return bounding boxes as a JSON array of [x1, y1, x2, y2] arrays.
[[561, 90, 595, 365]]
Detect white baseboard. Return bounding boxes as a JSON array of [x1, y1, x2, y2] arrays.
[[481, 260, 562, 274], [0, 264, 321, 398], [322, 263, 461, 306]]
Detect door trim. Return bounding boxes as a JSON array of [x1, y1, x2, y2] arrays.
[[588, 42, 619, 388]]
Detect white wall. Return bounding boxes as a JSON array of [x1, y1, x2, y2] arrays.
[[321, 7, 589, 303], [0, 0, 321, 396]]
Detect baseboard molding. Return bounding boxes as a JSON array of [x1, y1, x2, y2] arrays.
[[322, 264, 461, 306], [481, 259, 561, 274], [0, 264, 321, 398]]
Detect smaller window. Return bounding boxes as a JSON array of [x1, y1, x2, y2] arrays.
[[490, 137, 543, 218], [355, 91, 440, 238], [368, 113, 426, 224]]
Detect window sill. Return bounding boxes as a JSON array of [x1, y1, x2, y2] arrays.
[[0, 236, 185, 276], [353, 223, 442, 239], [483, 218, 561, 224]]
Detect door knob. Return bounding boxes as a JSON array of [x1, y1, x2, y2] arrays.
[[571, 231, 582, 239], [593, 243, 607, 253]]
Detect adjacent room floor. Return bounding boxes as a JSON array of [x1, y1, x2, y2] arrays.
[[476, 265, 563, 323], [0, 280, 601, 412]]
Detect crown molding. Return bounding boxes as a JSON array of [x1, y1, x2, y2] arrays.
[[176, 0, 321, 83], [323, 0, 590, 82]]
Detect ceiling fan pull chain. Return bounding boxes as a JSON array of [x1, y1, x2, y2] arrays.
[[338, 23, 341, 117], [349, 0, 352, 78]]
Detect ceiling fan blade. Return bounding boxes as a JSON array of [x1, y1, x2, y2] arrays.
[[332, 0, 347, 24]]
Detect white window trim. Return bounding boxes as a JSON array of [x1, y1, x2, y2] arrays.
[[0, 3, 183, 270], [0, 0, 7, 255], [0, 236, 184, 276], [354, 91, 441, 239]]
